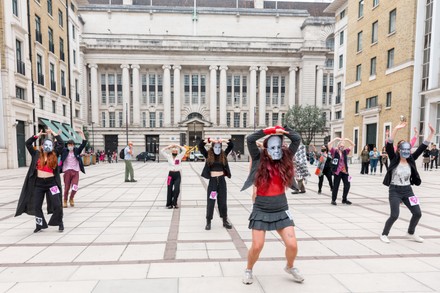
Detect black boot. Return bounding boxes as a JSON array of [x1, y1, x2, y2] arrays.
[[205, 220, 211, 230], [223, 218, 232, 229], [59, 222, 64, 232]]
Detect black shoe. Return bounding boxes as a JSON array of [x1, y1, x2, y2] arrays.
[[331, 201, 337, 206], [59, 223, 64, 232], [299, 191, 306, 194], [223, 218, 233, 229], [34, 227, 42, 233], [318, 190, 322, 194], [167, 206, 173, 209], [125, 180, 130, 182], [291, 191, 299, 194], [342, 200, 352, 205], [173, 205, 179, 209], [131, 179, 137, 182], [205, 220, 211, 230]]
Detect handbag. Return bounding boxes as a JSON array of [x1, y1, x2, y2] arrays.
[[315, 167, 321, 176]]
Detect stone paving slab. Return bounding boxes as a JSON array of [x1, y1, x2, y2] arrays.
[[0, 161, 440, 292]]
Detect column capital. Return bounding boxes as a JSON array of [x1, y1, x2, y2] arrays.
[[249, 66, 259, 71], [289, 66, 299, 72], [219, 65, 228, 71], [88, 63, 98, 69], [173, 65, 182, 71], [120, 64, 130, 69], [259, 66, 268, 71], [317, 66, 325, 71], [162, 65, 172, 70], [131, 64, 140, 70], [209, 65, 218, 71]]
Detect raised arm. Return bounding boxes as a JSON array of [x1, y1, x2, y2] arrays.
[[410, 127, 418, 148], [387, 122, 407, 160], [224, 139, 234, 155], [327, 137, 341, 151], [344, 138, 355, 151], [25, 130, 43, 156], [284, 127, 301, 156], [49, 129, 64, 155], [413, 124, 435, 160], [198, 138, 209, 158], [77, 130, 87, 154], [246, 129, 266, 161]]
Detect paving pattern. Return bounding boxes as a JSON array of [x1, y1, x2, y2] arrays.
[[0, 160, 440, 292]]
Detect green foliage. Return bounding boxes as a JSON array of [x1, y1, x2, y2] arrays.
[[284, 105, 327, 145]]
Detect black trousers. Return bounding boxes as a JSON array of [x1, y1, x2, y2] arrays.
[[34, 177, 63, 229], [206, 176, 227, 220], [167, 171, 181, 207], [361, 162, 369, 174], [332, 172, 350, 202], [318, 169, 333, 192], [382, 185, 421, 236], [431, 156, 438, 169]]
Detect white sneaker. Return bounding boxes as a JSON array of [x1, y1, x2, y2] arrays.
[[380, 235, 390, 243], [407, 233, 424, 243], [284, 266, 304, 283], [242, 269, 253, 285]]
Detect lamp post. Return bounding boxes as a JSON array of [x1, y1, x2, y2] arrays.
[[91, 121, 95, 153], [253, 106, 256, 131], [125, 102, 129, 145], [193, 122, 196, 146]]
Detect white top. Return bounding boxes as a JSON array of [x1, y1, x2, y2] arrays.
[[124, 146, 132, 160], [391, 163, 411, 186], [161, 150, 185, 172]]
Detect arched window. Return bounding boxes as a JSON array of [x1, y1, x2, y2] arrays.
[[326, 34, 334, 50], [187, 112, 203, 120]]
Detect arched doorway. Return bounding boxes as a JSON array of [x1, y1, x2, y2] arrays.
[[186, 113, 204, 146]]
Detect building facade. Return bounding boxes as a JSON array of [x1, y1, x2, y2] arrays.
[[79, 0, 334, 156]]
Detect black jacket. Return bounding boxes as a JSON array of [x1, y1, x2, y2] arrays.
[[59, 139, 87, 174], [382, 140, 428, 187], [199, 139, 234, 179], [16, 135, 64, 217], [241, 127, 301, 191]]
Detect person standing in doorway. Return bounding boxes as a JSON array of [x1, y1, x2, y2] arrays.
[[124, 142, 137, 182], [328, 137, 354, 205], [161, 144, 187, 209], [59, 130, 87, 208]]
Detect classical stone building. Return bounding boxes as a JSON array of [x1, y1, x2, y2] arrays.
[[78, 0, 334, 156]]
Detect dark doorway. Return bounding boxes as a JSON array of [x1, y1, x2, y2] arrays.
[[104, 135, 118, 153], [366, 123, 377, 150], [180, 133, 186, 146], [188, 122, 203, 147], [16, 121, 26, 167], [145, 135, 160, 153], [231, 135, 245, 155]]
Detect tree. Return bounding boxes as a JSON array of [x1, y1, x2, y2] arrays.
[[283, 105, 327, 146]]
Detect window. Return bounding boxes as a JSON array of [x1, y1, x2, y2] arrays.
[[356, 64, 362, 81], [339, 54, 343, 69], [335, 111, 342, 119], [366, 96, 378, 108], [370, 57, 377, 76], [109, 112, 115, 128], [116, 74, 122, 104], [142, 112, 146, 127], [73, 50, 76, 65], [272, 113, 279, 126], [184, 74, 190, 104], [373, 0, 379, 7], [149, 74, 156, 104], [227, 113, 231, 127], [386, 92, 392, 107], [336, 82, 342, 104], [101, 74, 107, 104], [52, 101, 56, 113], [63, 104, 66, 116], [372, 21, 378, 43], [35, 15, 42, 43], [118, 112, 123, 127], [13, 0, 18, 16], [159, 112, 163, 127], [61, 70, 66, 96], [149, 112, 156, 128], [389, 9, 396, 33], [16, 39, 25, 75], [58, 9, 63, 27], [243, 113, 247, 128], [75, 79, 79, 101], [48, 27, 54, 53], [234, 113, 240, 128], [339, 9, 346, 19], [47, 0, 52, 15], [227, 76, 232, 105], [101, 112, 106, 127], [421, 1, 432, 92], [358, 0, 364, 18], [72, 24, 76, 39], [339, 30, 344, 45], [70, 2, 75, 11], [355, 101, 359, 114], [265, 113, 269, 126], [50, 63, 56, 91], [37, 55, 43, 84], [39, 95, 44, 109], [357, 31, 363, 51], [59, 38, 64, 61], [387, 48, 394, 68], [354, 129, 359, 154], [16, 86, 25, 100], [75, 109, 79, 118]]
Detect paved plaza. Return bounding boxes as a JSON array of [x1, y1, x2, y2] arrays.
[[0, 160, 440, 292]]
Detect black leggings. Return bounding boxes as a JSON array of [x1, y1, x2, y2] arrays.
[[34, 177, 63, 229], [332, 172, 350, 202], [206, 176, 228, 220], [318, 169, 333, 191], [382, 185, 421, 236], [361, 162, 369, 174], [166, 171, 181, 207]]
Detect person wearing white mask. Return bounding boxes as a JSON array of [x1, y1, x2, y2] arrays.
[[161, 144, 187, 209], [327, 137, 354, 205], [199, 137, 234, 230], [59, 130, 87, 208]]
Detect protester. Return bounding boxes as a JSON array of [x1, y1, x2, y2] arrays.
[[316, 145, 333, 194], [161, 144, 187, 209]]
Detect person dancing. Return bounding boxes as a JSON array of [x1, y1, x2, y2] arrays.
[[241, 126, 304, 285], [161, 144, 187, 209], [199, 138, 234, 230], [317, 145, 333, 194], [380, 122, 434, 243], [16, 129, 65, 233]]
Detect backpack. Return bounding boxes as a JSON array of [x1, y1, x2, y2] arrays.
[[119, 148, 125, 160]]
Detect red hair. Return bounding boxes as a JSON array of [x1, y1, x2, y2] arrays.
[[255, 136, 294, 192], [38, 148, 58, 170]]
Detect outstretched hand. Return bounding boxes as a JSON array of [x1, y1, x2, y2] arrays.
[[429, 123, 435, 134], [394, 122, 407, 130]]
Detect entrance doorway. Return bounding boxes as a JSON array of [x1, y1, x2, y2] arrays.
[[145, 135, 160, 153], [188, 122, 203, 147], [16, 121, 26, 167], [366, 123, 377, 150], [104, 135, 118, 153], [231, 135, 245, 156]]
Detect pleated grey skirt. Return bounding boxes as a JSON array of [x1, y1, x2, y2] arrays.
[[248, 193, 294, 231]]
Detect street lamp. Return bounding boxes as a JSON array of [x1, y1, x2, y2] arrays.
[[91, 121, 95, 153], [125, 102, 129, 145], [253, 107, 256, 131], [193, 122, 196, 146]]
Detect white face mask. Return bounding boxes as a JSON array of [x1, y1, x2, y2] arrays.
[[267, 136, 282, 160], [213, 143, 222, 155], [399, 142, 411, 158], [43, 140, 53, 153], [68, 146, 74, 151]]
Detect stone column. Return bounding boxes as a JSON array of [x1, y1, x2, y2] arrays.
[[219, 66, 228, 127], [288, 66, 297, 108], [249, 66, 258, 128], [88, 64, 99, 125], [121, 64, 130, 125], [173, 65, 182, 125], [209, 65, 218, 125], [163, 65, 172, 126], [297, 66, 303, 105], [131, 64, 140, 126], [258, 66, 268, 127], [316, 66, 324, 107]]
